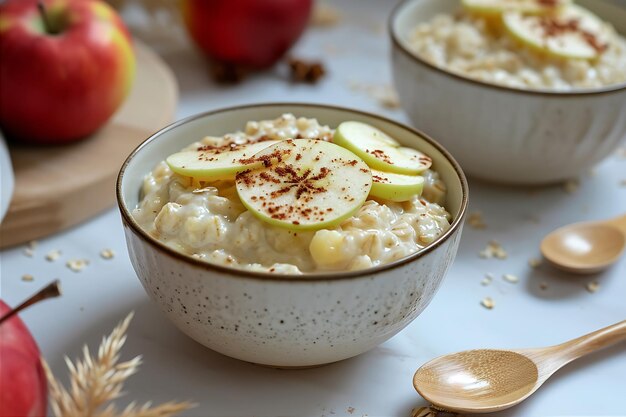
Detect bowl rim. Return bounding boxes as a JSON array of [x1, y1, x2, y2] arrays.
[[388, 0, 626, 97], [116, 102, 469, 282]]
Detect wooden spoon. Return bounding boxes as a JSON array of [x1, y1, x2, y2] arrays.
[[540, 214, 626, 274], [413, 320, 626, 413]]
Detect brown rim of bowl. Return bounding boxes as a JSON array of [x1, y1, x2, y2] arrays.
[[388, 0, 626, 97], [116, 103, 469, 282]]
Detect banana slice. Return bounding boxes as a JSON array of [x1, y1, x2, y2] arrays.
[[462, 0, 570, 15], [166, 140, 280, 181], [370, 170, 425, 202], [503, 4, 611, 59], [236, 139, 372, 231], [333, 121, 431, 175]]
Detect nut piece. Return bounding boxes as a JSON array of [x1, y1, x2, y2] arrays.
[[45, 250, 62, 262], [288, 58, 326, 84], [481, 297, 495, 309]]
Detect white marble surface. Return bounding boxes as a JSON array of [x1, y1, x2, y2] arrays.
[[2, 1, 626, 416]]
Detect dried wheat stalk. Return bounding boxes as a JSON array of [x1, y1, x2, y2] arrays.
[[43, 312, 195, 417]]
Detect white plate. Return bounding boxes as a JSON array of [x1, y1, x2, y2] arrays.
[[0, 130, 14, 224]]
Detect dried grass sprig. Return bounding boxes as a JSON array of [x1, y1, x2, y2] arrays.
[[44, 312, 195, 417]]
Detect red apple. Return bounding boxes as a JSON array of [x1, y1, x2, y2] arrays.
[[0, 300, 47, 417], [0, 0, 136, 144], [181, 0, 313, 69]]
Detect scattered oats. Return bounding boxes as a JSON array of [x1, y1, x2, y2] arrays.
[[411, 407, 438, 417], [467, 211, 487, 229], [586, 280, 600, 293], [503, 274, 519, 284], [481, 273, 494, 286], [479, 240, 507, 259], [21, 274, 34, 282], [100, 249, 115, 260], [46, 250, 62, 262], [563, 179, 580, 194], [481, 297, 495, 309], [311, 3, 341, 27], [66, 259, 89, 272], [528, 258, 542, 268], [347, 82, 400, 110], [374, 86, 401, 109], [540, 282, 549, 290], [347, 407, 355, 415]]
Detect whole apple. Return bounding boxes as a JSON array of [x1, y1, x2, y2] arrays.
[[0, 300, 47, 417], [0, 0, 135, 144], [182, 0, 313, 69]]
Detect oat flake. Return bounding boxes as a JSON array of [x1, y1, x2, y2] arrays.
[[467, 211, 487, 229], [481, 297, 495, 309], [586, 281, 600, 293], [21, 274, 34, 282], [503, 274, 519, 284], [66, 259, 89, 272], [528, 258, 542, 268], [46, 250, 62, 262], [100, 249, 115, 260]]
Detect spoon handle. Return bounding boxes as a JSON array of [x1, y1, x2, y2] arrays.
[[606, 213, 626, 234], [555, 320, 626, 364]]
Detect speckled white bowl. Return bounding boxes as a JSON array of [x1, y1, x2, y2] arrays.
[[390, 0, 626, 185], [116, 104, 468, 367]]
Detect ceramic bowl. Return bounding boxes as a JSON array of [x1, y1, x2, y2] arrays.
[[390, 0, 626, 185], [116, 103, 468, 367]]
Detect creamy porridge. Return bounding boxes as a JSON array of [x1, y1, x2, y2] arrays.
[[133, 114, 451, 274], [408, 1, 626, 90]]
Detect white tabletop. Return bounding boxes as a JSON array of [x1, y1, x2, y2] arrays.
[[2, 1, 626, 416]]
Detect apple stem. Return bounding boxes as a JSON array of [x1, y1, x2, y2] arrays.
[[0, 280, 61, 325], [37, 1, 54, 35]]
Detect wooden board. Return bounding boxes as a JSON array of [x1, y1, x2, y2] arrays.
[[0, 41, 178, 248]]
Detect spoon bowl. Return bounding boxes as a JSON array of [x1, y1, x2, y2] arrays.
[[413, 320, 626, 413], [413, 350, 538, 413], [540, 214, 626, 274]]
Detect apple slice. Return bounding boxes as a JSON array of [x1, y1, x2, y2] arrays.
[[236, 139, 372, 231], [333, 121, 430, 175], [462, 0, 570, 15], [370, 170, 425, 202], [166, 140, 280, 181], [503, 5, 610, 59]]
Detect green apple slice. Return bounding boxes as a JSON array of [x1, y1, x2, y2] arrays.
[[462, 0, 570, 15], [370, 170, 425, 202], [236, 139, 372, 231], [503, 5, 610, 59], [166, 140, 279, 180], [333, 121, 429, 175]]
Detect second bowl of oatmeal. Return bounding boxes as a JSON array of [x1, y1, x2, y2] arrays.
[[390, 0, 626, 184], [117, 104, 468, 367]]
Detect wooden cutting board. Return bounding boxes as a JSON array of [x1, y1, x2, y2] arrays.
[[0, 41, 178, 248]]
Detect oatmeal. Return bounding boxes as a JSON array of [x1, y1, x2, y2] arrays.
[[407, 2, 626, 90], [133, 114, 450, 274]]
